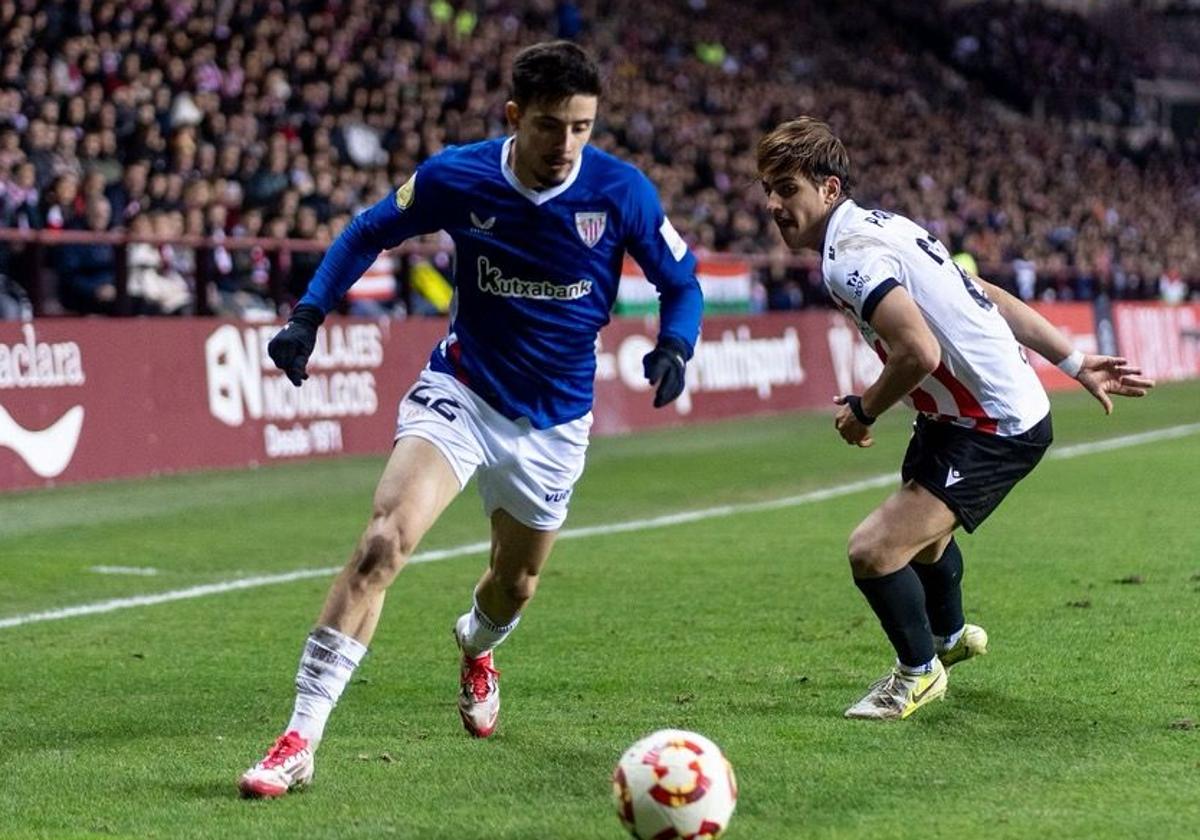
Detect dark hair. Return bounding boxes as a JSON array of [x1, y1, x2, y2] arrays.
[[510, 41, 601, 108], [757, 116, 853, 196]]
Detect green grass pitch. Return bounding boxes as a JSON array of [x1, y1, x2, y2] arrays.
[[1, 382, 1198, 839]]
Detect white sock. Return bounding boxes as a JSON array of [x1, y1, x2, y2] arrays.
[[897, 657, 937, 676], [456, 599, 520, 658], [286, 625, 368, 746], [936, 626, 965, 652]]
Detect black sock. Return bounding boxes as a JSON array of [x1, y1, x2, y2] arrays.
[[854, 566, 935, 669], [912, 538, 965, 638]]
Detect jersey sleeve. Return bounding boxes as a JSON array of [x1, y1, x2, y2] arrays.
[[621, 171, 703, 356], [298, 159, 451, 313], [827, 246, 905, 325]]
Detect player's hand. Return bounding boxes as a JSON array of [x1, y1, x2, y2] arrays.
[[833, 395, 875, 448], [1075, 355, 1155, 414], [642, 337, 688, 408], [268, 304, 323, 387]]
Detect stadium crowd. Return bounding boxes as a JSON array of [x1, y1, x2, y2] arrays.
[[0, 0, 1198, 317], [889, 1, 1141, 125]]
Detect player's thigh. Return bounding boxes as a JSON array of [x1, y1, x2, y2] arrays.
[[477, 412, 591, 533], [369, 436, 463, 548], [379, 369, 488, 544], [488, 508, 558, 580], [851, 480, 958, 567]]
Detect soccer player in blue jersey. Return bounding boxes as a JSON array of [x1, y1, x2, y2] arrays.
[[238, 41, 703, 798]]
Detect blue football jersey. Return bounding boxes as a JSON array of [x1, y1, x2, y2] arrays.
[[299, 136, 703, 428]]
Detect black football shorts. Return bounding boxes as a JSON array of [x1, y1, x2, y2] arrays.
[[901, 412, 1053, 532]]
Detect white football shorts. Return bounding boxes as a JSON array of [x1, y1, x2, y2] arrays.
[[394, 368, 591, 531]]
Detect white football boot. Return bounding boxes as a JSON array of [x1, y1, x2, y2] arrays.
[[844, 658, 947, 721], [454, 615, 500, 738], [238, 731, 314, 798], [938, 624, 989, 669]]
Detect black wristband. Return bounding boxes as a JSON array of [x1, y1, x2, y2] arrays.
[[845, 394, 876, 426]]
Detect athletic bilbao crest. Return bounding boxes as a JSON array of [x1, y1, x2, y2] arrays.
[[574, 211, 607, 248]]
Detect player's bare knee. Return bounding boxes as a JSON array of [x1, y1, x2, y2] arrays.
[[497, 570, 539, 609], [350, 519, 413, 590], [847, 530, 893, 577]]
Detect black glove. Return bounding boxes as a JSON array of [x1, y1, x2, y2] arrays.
[[268, 304, 323, 387], [642, 336, 689, 408]]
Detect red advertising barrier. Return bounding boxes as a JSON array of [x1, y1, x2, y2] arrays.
[[3, 303, 1194, 491], [1027, 302, 1099, 391], [1, 314, 854, 491], [0, 318, 443, 491], [1112, 302, 1200, 381], [592, 311, 849, 435]]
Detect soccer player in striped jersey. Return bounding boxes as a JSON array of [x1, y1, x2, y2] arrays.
[[238, 42, 702, 797], [757, 117, 1154, 720]]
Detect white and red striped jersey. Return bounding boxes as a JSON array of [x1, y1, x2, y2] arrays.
[[821, 200, 1049, 436]]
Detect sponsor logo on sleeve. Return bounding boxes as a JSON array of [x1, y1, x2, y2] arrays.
[[659, 217, 687, 261], [394, 173, 416, 210], [846, 270, 868, 299]]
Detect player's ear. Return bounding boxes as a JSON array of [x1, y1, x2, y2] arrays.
[[504, 101, 521, 130], [823, 175, 842, 206]]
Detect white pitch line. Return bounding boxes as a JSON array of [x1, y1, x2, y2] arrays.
[[89, 565, 160, 576], [2, 422, 1196, 632], [1047, 422, 1200, 459]]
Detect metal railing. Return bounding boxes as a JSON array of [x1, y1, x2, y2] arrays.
[[0, 228, 824, 317], [0, 228, 440, 317], [2, 227, 1187, 318]]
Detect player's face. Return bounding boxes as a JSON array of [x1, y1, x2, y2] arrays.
[[506, 95, 598, 188], [762, 173, 841, 251]]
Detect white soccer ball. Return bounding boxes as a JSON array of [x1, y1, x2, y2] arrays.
[[612, 729, 738, 839]]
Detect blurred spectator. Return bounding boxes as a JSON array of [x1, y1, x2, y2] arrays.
[[1161, 269, 1188, 305], [127, 213, 192, 314], [0, 0, 1195, 318], [104, 160, 150, 224], [42, 172, 82, 231], [0, 273, 31, 320], [55, 195, 117, 314], [287, 205, 324, 303], [2, 161, 40, 229], [222, 205, 278, 319]]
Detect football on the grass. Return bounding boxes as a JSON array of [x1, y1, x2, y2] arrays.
[[612, 729, 737, 839]]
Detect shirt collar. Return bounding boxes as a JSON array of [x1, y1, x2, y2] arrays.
[[500, 135, 583, 206], [821, 198, 858, 267]]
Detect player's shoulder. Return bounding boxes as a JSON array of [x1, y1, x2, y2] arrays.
[[827, 203, 919, 268], [418, 138, 505, 182], [582, 144, 642, 178], [821, 206, 910, 301], [580, 146, 655, 197]]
